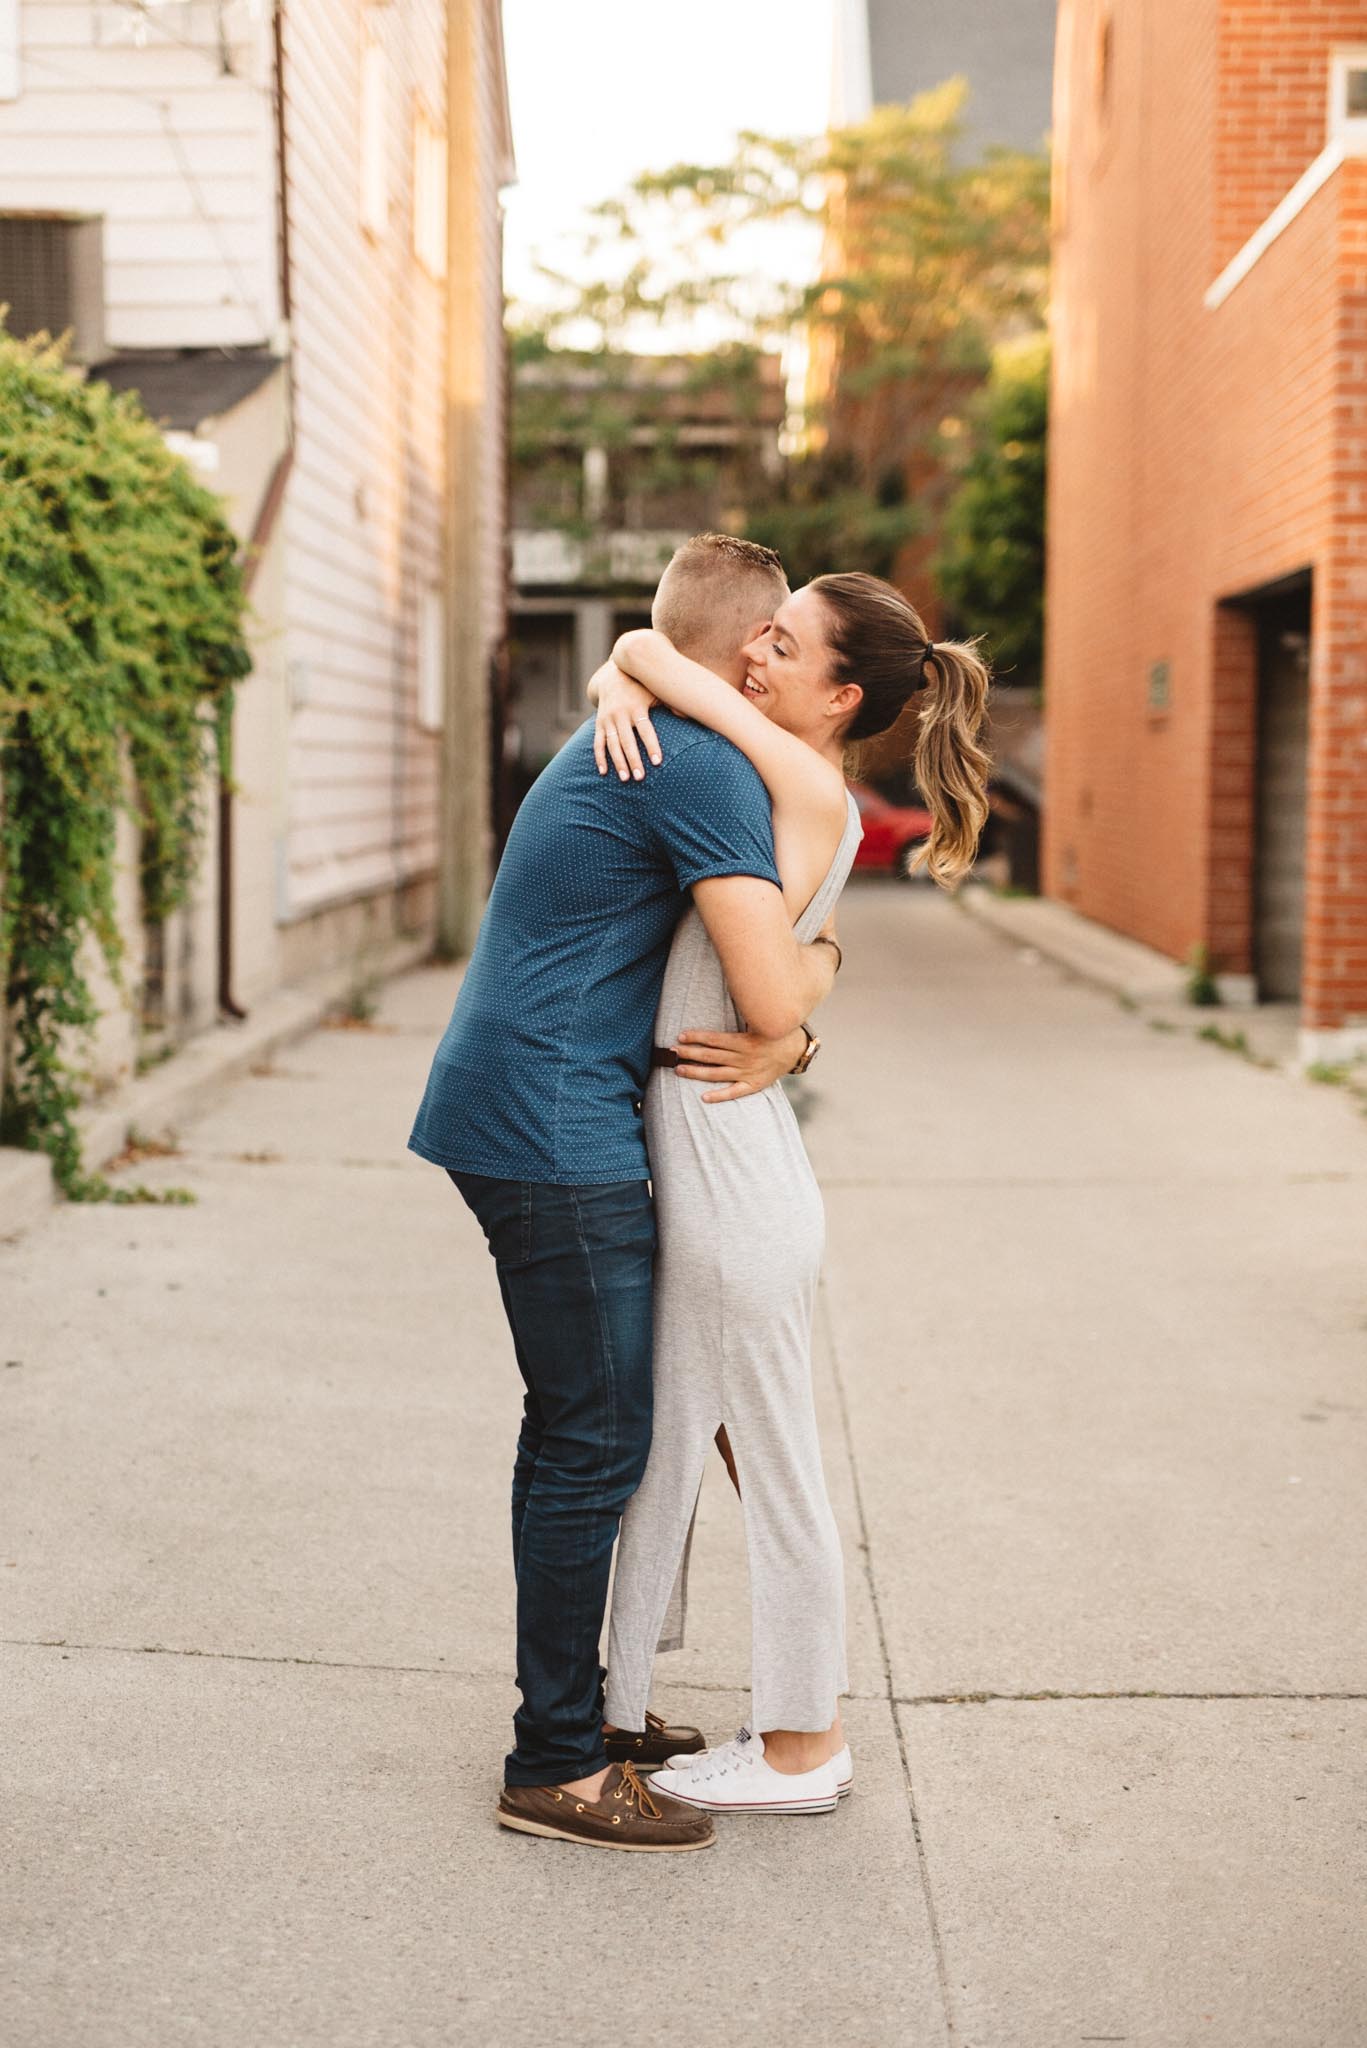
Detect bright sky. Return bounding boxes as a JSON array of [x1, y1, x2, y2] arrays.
[[501, 0, 837, 320]]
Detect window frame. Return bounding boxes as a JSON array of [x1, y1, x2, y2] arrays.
[[1328, 48, 1367, 153]]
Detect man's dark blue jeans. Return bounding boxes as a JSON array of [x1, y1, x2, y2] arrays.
[[449, 1172, 655, 1788]]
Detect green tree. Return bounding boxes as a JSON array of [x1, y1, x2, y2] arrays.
[[510, 330, 779, 543], [0, 329, 250, 1196], [515, 84, 1049, 584], [937, 335, 1049, 688]]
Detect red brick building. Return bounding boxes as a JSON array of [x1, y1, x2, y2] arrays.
[[1046, 1, 1367, 1059]]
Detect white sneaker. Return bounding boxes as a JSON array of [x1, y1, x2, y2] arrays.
[[653, 1729, 840, 1815], [669, 1725, 854, 1799]]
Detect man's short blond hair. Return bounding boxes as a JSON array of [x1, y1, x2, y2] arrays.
[[652, 533, 789, 670]]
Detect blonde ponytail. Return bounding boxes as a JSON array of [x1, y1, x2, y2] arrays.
[[810, 574, 993, 890], [906, 638, 992, 887]]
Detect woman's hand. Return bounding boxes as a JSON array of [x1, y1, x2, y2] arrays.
[[672, 1026, 809, 1103], [590, 661, 662, 782]]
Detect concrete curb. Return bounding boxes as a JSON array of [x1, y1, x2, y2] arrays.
[[0, 933, 433, 1240], [955, 886, 1191, 1006], [951, 887, 1357, 1085]]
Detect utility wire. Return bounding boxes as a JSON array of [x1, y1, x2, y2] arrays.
[[6, 36, 276, 340]]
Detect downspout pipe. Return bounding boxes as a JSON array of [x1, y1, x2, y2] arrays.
[[219, 0, 296, 1020], [438, 0, 492, 958]]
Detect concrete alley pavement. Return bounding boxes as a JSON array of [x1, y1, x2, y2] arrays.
[[4, 880, 1366, 2048]]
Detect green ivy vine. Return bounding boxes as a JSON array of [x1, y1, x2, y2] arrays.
[[0, 329, 251, 1200]]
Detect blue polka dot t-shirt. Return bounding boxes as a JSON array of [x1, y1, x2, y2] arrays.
[[408, 712, 781, 1185]]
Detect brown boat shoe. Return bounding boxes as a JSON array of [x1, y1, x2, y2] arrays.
[[603, 1708, 706, 1770], [498, 1761, 715, 1852]]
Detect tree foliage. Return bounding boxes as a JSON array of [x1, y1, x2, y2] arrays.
[[514, 84, 1049, 584], [510, 330, 779, 542], [0, 329, 251, 1197], [937, 335, 1049, 688]]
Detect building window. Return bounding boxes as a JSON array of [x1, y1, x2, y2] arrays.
[[0, 214, 105, 360], [413, 100, 447, 279], [1329, 50, 1367, 152], [359, 20, 389, 238], [417, 587, 444, 732]]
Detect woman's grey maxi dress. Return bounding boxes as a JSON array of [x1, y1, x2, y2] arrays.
[[605, 792, 863, 1735]]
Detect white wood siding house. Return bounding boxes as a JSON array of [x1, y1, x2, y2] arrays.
[[0, 0, 512, 1053]]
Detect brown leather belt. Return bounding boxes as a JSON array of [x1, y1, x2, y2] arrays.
[[650, 1045, 680, 1069]]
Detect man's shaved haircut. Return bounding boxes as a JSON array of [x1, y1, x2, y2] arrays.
[[652, 533, 789, 669]]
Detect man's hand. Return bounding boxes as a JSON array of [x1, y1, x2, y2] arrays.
[[671, 1026, 808, 1103], [589, 661, 661, 782]]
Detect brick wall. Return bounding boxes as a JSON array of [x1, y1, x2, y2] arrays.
[[1308, 166, 1367, 1030], [1046, 0, 1367, 1037], [1215, 0, 1367, 268]]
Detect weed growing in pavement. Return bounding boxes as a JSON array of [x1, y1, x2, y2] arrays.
[[1185, 943, 1221, 1007], [1196, 1024, 1278, 1070], [325, 946, 388, 1030], [341, 978, 380, 1024], [102, 1126, 196, 1205]]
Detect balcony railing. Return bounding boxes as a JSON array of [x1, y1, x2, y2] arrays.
[[513, 527, 691, 590]]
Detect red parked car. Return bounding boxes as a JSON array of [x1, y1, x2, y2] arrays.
[[848, 781, 934, 880]]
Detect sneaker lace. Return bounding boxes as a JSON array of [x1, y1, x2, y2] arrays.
[[691, 1726, 751, 1773], [684, 1741, 755, 1787]]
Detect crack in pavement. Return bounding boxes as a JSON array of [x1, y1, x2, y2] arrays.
[[0, 1638, 894, 1701], [174, 1151, 414, 1171], [9, 1639, 1363, 1713], [896, 1688, 1367, 1705], [818, 1282, 961, 2046], [2, 1638, 877, 1687], [818, 1171, 1365, 1189]]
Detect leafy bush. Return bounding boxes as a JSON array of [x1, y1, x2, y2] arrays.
[[937, 335, 1048, 687], [0, 329, 251, 1195]]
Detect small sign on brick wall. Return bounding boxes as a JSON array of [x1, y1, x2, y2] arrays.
[[1148, 659, 1171, 711]]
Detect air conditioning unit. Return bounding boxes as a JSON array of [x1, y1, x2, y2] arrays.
[[0, 213, 105, 362]]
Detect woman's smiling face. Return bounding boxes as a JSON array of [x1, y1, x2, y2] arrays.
[[740, 584, 845, 741]]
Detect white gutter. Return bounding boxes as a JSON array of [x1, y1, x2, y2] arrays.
[[1205, 139, 1345, 309]]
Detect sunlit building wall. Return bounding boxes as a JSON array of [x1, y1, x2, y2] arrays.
[[0, 0, 513, 1064], [1047, 0, 1367, 1058]]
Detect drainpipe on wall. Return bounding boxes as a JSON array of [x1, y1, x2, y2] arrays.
[[219, 0, 296, 1020], [437, 0, 492, 958]]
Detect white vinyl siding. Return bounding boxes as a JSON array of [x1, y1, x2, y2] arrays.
[[278, 0, 449, 917], [0, 4, 280, 347], [358, 17, 389, 238], [417, 588, 445, 731], [1, 0, 511, 932], [413, 98, 447, 279], [1, 0, 19, 99]]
